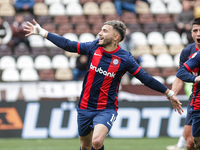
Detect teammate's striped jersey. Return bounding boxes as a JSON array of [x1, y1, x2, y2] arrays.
[[47, 33, 168, 111], [179, 43, 199, 67], [177, 43, 200, 110]]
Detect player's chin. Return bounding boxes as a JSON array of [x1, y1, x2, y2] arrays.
[[98, 41, 104, 46]]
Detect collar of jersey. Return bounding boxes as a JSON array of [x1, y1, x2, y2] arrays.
[[195, 44, 199, 51], [101, 45, 121, 54]]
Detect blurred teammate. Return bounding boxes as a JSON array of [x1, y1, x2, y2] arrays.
[[166, 18, 200, 150], [24, 19, 183, 150], [176, 18, 200, 150]]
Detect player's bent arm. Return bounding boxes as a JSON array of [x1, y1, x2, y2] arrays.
[[171, 77, 184, 95], [176, 66, 196, 83]]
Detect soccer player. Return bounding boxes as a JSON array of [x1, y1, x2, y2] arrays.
[[24, 19, 183, 150], [167, 18, 200, 150], [176, 18, 200, 150]]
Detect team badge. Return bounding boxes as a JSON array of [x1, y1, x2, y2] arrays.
[[111, 57, 121, 66], [192, 52, 197, 58]]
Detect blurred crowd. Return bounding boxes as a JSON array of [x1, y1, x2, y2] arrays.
[[0, 0, 199, 82]]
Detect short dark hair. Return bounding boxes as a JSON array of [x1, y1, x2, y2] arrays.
[[104, 20, 126, 42], [192, 18, 200, 25]]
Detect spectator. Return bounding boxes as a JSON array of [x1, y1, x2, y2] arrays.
[[72, 55, 88, 81], [114, 0, 149, 16], [9, 14, 31, 52], [0, 17, 12, 45], [14, 0, 35, 14], [175, 0, 194, 44]]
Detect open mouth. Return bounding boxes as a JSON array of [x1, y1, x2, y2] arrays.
[[99, 37, 104, 41], [197, 39, 200, 43]]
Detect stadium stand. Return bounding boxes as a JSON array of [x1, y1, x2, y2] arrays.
[[33, 2, 48, 16], [0, 55, 16, 69], [0, 45, 12, 57], [151, 44, 168, 56], [147, 31, 165, 45], [44, 0, 60, 5], [63, 33, 78, 41], [132, 45, 151, 56], [131, 32, 147, 45], [38, 69, 55, 81], [48, 2, 65, 16], [2, 68, 20, 82], [51, 55, 69, 69], [99, 1, 116, 15], [79, 33, 95, 42], [16, 55, 34, 69], [0, 0, 192, 85], [66, 2, 83, 15], [62, 0, 79, 5], [135, 0, 150, 14], [156, 53, 174, 68], [28, 35, 44, 47], [55, 68, 73, 81], [20, 68, 39, 81], [150, 0, 167, 14], [140, 53, 157, 68], [166, 75, 176, 84], [83, 1, 100, 15], [13, 42, 30, 56], [34, 55, 52, 70], [0, 3, 15, 16]]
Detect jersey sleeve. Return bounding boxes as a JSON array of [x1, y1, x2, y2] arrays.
[[127, 53, 167, 93], [47, 32, 98, 55], [179, 47, 189, 68], [176, 51, 200, 83], [183, 51, 200, 72]]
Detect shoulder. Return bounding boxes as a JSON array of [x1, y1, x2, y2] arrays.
[[181, 43, 195, 55]]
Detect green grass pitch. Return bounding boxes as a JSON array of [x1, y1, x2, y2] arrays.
[[0, 137, 181, 150]]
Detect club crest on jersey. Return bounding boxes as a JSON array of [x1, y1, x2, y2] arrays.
[[192, 52, 197, 58], [111, 58, 120, 66]]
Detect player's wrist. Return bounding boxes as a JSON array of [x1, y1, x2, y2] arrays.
[[34, 24, 47, 37], [167, 90, 174, 98]]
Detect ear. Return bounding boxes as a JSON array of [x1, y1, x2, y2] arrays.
[[114, 33, 120, 42]]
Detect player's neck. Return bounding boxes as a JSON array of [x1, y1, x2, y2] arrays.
[[196, 45, 200, 50], [103, 43, 118, 52]]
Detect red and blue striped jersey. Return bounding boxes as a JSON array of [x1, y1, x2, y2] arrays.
[[177, 43, 200, 110], [77, 39, 142, 110], [47, 33, 168, 111]]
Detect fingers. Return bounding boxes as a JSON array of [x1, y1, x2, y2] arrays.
[[24, 25, 31, 30], [26, 21, 34, 27], [175, 105, 184, 115], [25, 32, 33, 37], [33, 19, 38, 25]]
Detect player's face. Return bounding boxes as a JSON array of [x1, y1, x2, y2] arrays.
[[98, 25, 115, 47], [191, 24, 200, 48]]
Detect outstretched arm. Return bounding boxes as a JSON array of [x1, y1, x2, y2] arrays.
[[134, 69, 183, 115], [23, 19, 83, 53]]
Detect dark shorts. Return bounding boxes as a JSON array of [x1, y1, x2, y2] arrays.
[[77, 107, 118, 137], [185, 98, 192, 125], [192, 109, 200, 137]]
